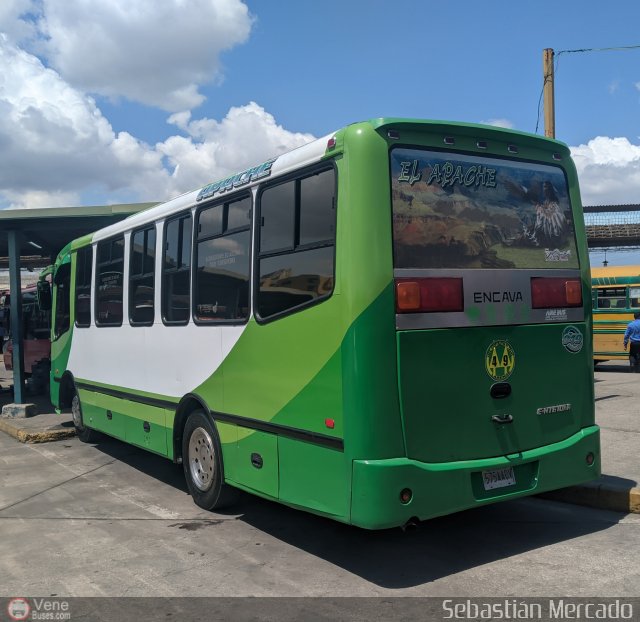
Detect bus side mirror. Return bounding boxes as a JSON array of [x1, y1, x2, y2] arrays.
[[37, 280, 52, 311]]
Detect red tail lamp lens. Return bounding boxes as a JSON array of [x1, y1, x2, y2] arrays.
[[530, 278, 582, 309], [400, 488, 413, 504], [395, 278, 463, 313]]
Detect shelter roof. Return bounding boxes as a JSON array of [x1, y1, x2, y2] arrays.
[[0, 203, 157, 266]]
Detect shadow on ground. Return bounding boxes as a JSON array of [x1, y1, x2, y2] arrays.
[[91, 435, 618, 590]]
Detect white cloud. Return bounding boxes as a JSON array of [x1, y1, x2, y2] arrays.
[[34, 0, 254, 111], [0, 35, 314, 208], [0, 0, 40, 43], [3, 189, 80, 210], [571, 136, 640, 206], [0, 35, 172, 208], [162, 102, 315, 192], [481, 118, 514, 129]]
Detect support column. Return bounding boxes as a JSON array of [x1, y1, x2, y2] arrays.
[[8, 230, 25, 404]]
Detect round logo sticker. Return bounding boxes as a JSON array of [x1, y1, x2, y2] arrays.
[[485, 340, 516, 381], [562, 325, 583, 353], [7, 598, 31, 621]]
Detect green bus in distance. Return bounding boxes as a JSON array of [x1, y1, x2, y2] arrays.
[[46, 118, 599, 529]]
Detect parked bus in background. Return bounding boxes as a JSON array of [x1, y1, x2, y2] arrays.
[[43, 118, 599, 529], [591, 265, 640, 365], [1, 281, 51, 394]]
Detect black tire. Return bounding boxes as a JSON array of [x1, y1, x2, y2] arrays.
[[71, 392, 98, 443], [182, 410, 239, 511]]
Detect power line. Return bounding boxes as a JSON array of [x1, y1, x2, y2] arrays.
[[534, 44, 640, 134], [556, 44, 640, 55]]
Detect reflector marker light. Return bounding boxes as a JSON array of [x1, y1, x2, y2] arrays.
[[400, 488, 413, 504], [530, 277, 582, 309], [395, 277, 464, 313], [327, 137, 336, 150]]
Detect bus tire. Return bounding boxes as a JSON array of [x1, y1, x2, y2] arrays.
[[182, 410, 239, 511], [71, 392, 98, 443]]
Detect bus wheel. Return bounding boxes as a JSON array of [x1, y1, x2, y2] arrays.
[[182, 410, 239, 511], [71, 392, 97, 443]]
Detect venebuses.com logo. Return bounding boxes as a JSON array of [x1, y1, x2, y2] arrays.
[[7, 598, 30, 621], [6, 597, 70, 621]]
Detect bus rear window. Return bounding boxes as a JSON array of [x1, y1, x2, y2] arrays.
[[391, 148, 579, 269]]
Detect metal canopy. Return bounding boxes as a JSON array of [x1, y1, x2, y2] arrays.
[[0, 203, 157, 265], [0, 202, 157, 405]]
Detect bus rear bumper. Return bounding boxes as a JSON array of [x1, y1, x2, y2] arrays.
[[350, 425, 600, 529]]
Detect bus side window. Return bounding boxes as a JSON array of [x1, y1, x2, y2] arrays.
[[95, 237, 125, 327], [257, 167, 336, 320], [75, 246, 93, 327], [53, 263, 71, 339], [597, 287, 625, 310], [162, 214, 192, 325], [130, 226, 156, 326], [195, 196, 251, 322]]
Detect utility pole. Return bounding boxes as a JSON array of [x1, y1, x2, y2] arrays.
[[543, 48, 556, 138]]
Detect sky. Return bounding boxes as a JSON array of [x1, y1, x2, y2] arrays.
[[1, 0, 640, 265]]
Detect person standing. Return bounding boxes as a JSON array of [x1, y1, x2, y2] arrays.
[[623, 311, 640, 373]]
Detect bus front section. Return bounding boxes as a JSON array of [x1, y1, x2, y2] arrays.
[[350, 122, 600, 529]]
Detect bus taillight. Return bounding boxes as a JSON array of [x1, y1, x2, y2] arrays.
[[395, 278, 464, 313], [530, 277, 582, 309]]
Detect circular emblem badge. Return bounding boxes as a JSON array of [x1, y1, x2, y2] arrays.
[[7, 598, 31, 621], [485, 340, 516, 381], [562, 325, 583, 354]]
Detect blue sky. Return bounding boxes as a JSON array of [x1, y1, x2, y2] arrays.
[[2, 0, 640, 265]]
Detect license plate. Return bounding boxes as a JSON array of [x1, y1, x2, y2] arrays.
[[482, 466, 516, 491]]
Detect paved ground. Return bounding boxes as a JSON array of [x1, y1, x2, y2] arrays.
[[539, 361, 640, 513], [1, 430, 639, 597], [0, 361, 639, 598]]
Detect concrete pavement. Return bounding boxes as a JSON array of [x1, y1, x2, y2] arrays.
[[542, 361, 640, 513], [1, 360, 638, 515]]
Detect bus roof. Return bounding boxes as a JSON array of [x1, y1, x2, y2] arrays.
[[89, 130, 334, 246], [591, 265, 640, 279], [68, 117, 572, 253]]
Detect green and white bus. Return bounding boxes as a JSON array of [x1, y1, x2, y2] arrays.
[[46, 118, 599, 529]]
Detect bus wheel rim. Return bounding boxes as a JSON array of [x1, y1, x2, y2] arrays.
[[71, 396, 83, 429], [188, 426, 215, 492]]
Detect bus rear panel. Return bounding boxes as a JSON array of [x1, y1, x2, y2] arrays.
[[349, 123, 599, 528]]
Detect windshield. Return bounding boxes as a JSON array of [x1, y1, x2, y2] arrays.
[[391, 148, 579, 269]]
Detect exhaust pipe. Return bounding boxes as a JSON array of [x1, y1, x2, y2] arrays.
[[401, 517, 420, 532]]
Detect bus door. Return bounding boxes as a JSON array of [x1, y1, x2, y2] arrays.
[[390, 148, 590, 470], [50, 257, 72, 407]]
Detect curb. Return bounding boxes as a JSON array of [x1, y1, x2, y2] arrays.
[[0, 417, 76, 444], [540, 480, 640, 515]]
